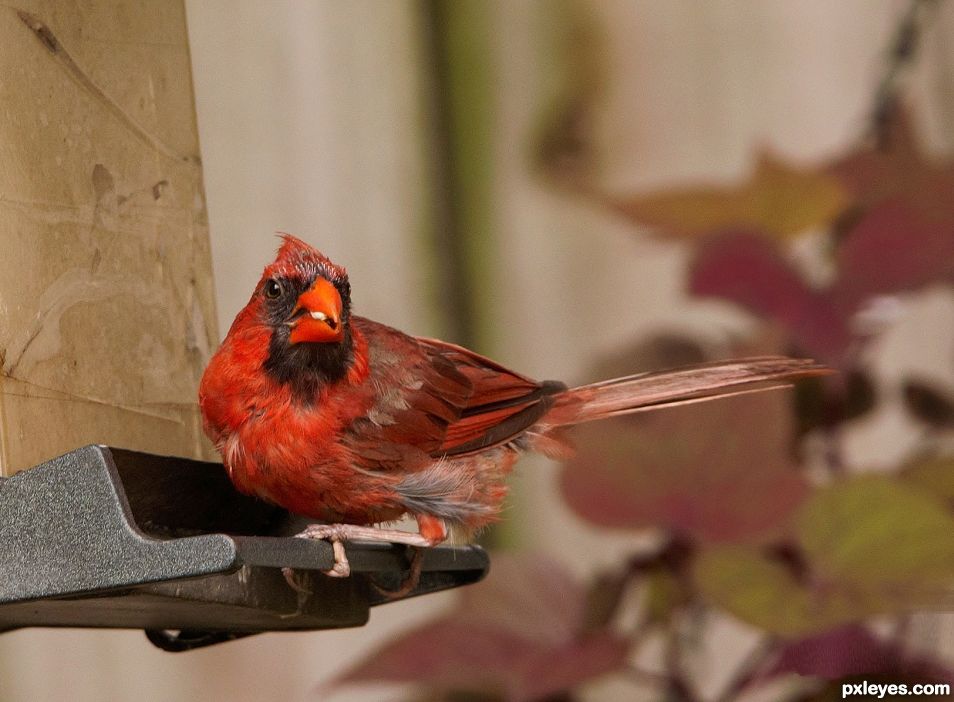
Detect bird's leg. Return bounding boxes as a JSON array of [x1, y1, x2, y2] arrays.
[[279, 540, 346, 595], [371, 546, 425, 601], [281, 567, 313, 595], [370, 514, 448, 599], [293, 524, 358, 578], [292, 518, 448, 581], [296, 522, 442, 547], [415, 514, 448, 544]]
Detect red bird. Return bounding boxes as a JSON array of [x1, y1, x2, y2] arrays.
[[200, 235, 826, 577]]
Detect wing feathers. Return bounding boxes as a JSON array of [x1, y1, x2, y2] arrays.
[[350, 319, 829, 469]]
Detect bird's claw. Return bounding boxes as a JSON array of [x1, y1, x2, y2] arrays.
[[326, 539, 350, 577], [293, 524, 352, 578], [281, 567, 313, 594], [371, 546, 424, 601]]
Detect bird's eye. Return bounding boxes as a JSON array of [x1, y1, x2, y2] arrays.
[[264, 279, 283, 299]]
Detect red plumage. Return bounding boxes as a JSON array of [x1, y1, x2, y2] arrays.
[[200, 236, 828, 560]]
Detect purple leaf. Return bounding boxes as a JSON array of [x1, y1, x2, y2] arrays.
[[560, 390, 809, 542], [690, 232, 853, 362], [765, 625, 953, 683], [333, 554, 629, 702], [834, 201, 954, 309]]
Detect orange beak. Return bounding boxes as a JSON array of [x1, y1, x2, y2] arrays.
[[288, 277, 344, 344]]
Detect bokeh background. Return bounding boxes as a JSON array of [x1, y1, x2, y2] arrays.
[[5, 1, 954, 700]]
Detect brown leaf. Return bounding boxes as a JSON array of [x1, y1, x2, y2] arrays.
[[900, 455, 954, 507], [611, 151, 848, 240]]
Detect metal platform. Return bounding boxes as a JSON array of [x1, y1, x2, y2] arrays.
[[0, 446, 489, 650]]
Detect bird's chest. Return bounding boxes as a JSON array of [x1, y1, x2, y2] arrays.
[[221, 393, 367, 516]]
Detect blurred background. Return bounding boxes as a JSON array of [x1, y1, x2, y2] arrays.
[[5, 0, 954, 700]]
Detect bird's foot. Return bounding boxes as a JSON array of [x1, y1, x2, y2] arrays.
[[281, 567, 313, 594], [293, 524, 353, 577], [279, 567, 314, 617], [292, 521, 446, 581], [371, 546, 425, 601]]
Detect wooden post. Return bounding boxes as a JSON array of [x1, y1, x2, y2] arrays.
[[0, 1, 217, 474]]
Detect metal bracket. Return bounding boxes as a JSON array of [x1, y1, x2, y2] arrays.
[[0, 446, 488, 650]]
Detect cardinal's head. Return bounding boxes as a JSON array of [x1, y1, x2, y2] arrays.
[[253, 234, 355, 391]]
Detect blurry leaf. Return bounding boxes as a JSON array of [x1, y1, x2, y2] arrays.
[[335, 554, 628, 702], [826, 111, 954, 308], [338, 623, 623, 702], [798, 476, 954, 592], [903, 381, 954, 428], [695, 545, 861, 636], [830, 108, 954, 221], [832, 201, 954, 309], [591, 109, 954, 370], [764, 625, 954, 682], [900, 455, 954, 507], [560, 390, 809, 541], [454, 555, 586, 641], [690, 233, 853, 363], [610, 152, 848, 240], [691, 207, 954, 364], [696, 477, 954, 635]]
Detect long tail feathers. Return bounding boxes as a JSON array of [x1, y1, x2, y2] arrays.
[[546, 356, 831, 427]]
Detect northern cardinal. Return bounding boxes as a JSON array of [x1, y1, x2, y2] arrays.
[[200, 235, 827, 578]]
